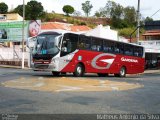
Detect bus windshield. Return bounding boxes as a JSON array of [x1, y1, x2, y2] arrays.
[[33, 34, 61, 56]]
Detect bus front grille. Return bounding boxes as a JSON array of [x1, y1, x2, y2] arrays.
[[34, 64, 49, 69]]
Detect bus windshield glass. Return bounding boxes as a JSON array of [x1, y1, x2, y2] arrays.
[[33, 34, 61, 55]]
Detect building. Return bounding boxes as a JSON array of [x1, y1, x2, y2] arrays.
[[0, 13, 23, 47], [41, 22, 91, 32], [139, 21, 160, 69], [0, 13, 23, 22]]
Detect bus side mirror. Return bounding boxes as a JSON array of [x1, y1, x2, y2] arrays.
[[62, 47, 67, 52]]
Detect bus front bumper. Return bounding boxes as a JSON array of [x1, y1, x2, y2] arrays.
[[31, 63, 56, 71]]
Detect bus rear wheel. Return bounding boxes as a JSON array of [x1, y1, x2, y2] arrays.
[[73, 64, 84, 77], [97, 73, 108, 77], [115, 67, 126, 77], [52, 71, 60, 76]]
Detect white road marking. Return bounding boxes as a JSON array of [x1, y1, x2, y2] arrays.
[[56, 85, 82, 92], [38, 77, 44, 80], [34, 82, 45, 87], [111, 87, 119, 91], [99, 81, 106, 87]]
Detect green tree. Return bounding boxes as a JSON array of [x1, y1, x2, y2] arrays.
[[94, 1, 138, 29], [119, 27, 136, 38], [63, 5, 74, 16], [110, 3, 123, 19], [124, 6, 136, 27], [104, 0, 115, 18], [73, 11, 81, 16], [144, 16, 153, 22], [0, 2, 8, 14], [110, 3, 124, 28], [14, 5, 27, 17], [94, 8, 107, 17], [94, 11, 101, 17], [26, 0, 44, 20], [13, 1, 44, 20], [82, 1, 93, 17], [95, 1, 117, 18]]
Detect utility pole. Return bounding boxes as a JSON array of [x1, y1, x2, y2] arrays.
[[22, 0, 25, 69], [137, 0, 140, 43]]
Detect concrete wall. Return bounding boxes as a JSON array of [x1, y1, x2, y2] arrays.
[[0, 47, 29, 60]]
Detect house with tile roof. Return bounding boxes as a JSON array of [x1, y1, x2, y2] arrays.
[[41, 22, 91, 32], [138, 21, 160, 69]]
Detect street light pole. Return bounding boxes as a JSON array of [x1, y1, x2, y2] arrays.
[[22, 0, 25, 69], [137, 0, 140, 43]]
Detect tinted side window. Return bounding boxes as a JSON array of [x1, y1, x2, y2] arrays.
[[134, 46, 143, 57], [78, 35, 91, 50], [91, 37, 103, 52], [114, 42, 124, 54], [138, 47, 144, 57], [68, 33, 79, 52], [119, 43, 124, 54], [103, 40, 114, 53], [103, 40, 109, 52], [61, 33, 78, 56], [124, 44, 133, 56]]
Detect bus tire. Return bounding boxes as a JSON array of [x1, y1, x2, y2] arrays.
[[52, 71, 60, 76], [61, 72, 66, 75], [73, 63, 84, 77], [98, 73, 108, 77], [115, 67, 126, 77]]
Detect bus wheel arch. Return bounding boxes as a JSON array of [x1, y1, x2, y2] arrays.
[[73, 62, 85, 77]]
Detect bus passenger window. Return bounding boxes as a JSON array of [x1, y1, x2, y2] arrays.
[[91, 37, 103, 52], [138, 47, 143, 57], [114, 43, 120, 53], [79, 35, 91, 50], [78, 42, 85, 49], [103, 41, 108, 52], [134, 52, 139, 56], [85, 43, 91, 50], [91, 45, 97, 51], [115, 48, 120, 53], [103, 47, 108, 52], [119, 44, 124, 54], [103, 40, 113, 53], [108, 42, 114, 53], [97, 46, 102, 51], [134, 46, 143, 57], [124, 45, 133, 56]]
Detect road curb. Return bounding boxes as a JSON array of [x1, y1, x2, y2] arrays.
[[144, 70, 160, 74], [0, 65, 159, 74], [0, 65, 30, 70]]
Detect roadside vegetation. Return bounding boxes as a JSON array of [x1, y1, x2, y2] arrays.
[[0, 0, 154, 38]]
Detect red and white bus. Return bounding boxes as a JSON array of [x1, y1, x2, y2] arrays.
[[31, 30, 145, 77]]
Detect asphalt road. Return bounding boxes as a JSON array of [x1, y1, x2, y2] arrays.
[[0, 67, 160, 114]]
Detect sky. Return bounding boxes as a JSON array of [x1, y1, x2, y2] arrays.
[[1, 0, 160, 20]]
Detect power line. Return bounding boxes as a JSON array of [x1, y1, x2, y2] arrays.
[[150, 8, 160, 18]]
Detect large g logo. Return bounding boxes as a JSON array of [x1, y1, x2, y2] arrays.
[[91, 53, 116, 69]]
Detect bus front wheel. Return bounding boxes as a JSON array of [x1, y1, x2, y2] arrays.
[[73, 64, 84, 77]]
